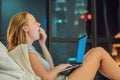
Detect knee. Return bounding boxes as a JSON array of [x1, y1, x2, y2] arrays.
[[93, 47, 105, 51], [90, 47, 107, 56]]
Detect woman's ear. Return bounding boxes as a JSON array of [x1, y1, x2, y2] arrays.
[[22, 26, 28, 32]]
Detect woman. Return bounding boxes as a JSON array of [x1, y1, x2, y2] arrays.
[[7, 12, 120, 80]]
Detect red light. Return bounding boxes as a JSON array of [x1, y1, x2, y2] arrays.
[[80, 15, 85, 20], [87, 14, 92, 20]]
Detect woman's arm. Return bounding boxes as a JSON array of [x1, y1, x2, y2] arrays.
[[39, 27, 54, 68], [40, 43, 54, 68], [29, 52, 71, 80]]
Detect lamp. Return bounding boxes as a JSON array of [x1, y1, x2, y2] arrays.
[[112, 32, 120, 66]]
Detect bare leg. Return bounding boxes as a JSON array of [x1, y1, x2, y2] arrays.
[[67, 47, 120, 80]]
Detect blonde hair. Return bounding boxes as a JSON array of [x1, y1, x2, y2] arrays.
[[7, 12, 29, 51]]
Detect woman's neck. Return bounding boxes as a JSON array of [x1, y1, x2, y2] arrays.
[[25, 32, 34, 45]]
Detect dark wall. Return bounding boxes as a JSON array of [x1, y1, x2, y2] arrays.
[[1, 0, 46, 34], [0, 0, 46, 50], [96, 0, 119, 37]]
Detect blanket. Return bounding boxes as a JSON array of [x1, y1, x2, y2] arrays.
[[0, 42, 40, 80], [9, 44, 41, 80]]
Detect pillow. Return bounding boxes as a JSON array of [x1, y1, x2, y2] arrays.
[[0, 42, 21, 69], [9, 44, 41, 80], [0, 42, 26, 79], [0, 42, 41, 80]]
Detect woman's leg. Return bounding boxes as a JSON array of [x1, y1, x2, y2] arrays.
[[67, 47, 120, 80]]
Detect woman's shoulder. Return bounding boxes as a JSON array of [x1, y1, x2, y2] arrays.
[[27, 44, 38, 54], [9, 44, 28, 53], [9, 44, 38, 56]]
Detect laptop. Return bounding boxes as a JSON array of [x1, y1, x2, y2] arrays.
[[60, 35, 87, 73]]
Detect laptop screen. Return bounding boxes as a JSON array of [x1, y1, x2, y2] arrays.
[[76, 35, 87, 64]]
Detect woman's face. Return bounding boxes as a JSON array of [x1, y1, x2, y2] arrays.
[[26, 13, 40, 42]]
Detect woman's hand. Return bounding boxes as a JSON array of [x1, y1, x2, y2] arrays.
[[46, 63, 72, 80], [39, 27, 47, 44], [50, 64, 72, 73]]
